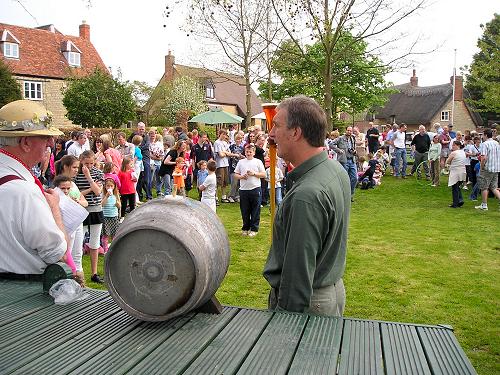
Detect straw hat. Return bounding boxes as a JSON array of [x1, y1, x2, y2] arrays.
[[0, 100, 63, 137]]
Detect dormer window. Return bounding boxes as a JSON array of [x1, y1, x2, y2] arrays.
[[61, 41, 82, 67], [3, 42, 19, 58], [1, 29, 20, 59], [205, 79, 215, 99], [67, 51, 80, 67]]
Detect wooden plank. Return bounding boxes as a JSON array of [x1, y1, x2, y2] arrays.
[[183, 309, 273, 375], [0, 293, 54, 326], [338, 319, 384, 375], [381, 322, 431, 375], [126, 307, 238, 375], [0, 289, 109, 348], [288, 315, 343, 375], [0, 297, 121, 374], [0, 281, 42, 308], [67, 313, 195, 375], [417, 326, 477, 375], [235, 312, 308, 375], [11, 311, 140, 375]]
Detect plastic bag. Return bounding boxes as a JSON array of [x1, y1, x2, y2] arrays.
[[49, 279, 89, 305]]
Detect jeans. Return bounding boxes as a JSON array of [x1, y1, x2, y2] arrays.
[[411, 151, 429, 177], [260, 178, 269, 205], [451, 182, 464, 206], [274, 186, 283, 205], [229, 173, 240, 200], [239, 187, 262, 232], [342, 159, 358, 195], [394, 148, 407, 177], [139, 160, 152, 199], [163, 174, 172, 195], [153, 164, 164, 194]]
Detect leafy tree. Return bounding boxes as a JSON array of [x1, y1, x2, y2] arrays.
[[464, 14, 500, 123], [151, 76, 207, 128], [62, 68, 136, 128], [259, 36, 392, 126], [0, 60, 22, 108], [270, 0, 428, 127]]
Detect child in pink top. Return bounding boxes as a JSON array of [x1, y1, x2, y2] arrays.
[[117, 157, 137, 218], [103, 162, 121, 190]]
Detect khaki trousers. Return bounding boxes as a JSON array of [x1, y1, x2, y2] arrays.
[[268, 278, 345, 317]]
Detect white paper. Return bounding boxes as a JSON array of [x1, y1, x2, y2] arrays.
[[55, 188, 89, 233]]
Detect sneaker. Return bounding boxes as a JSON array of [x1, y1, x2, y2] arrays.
[[228, 197, 235, 203], [241, 230, 248, 236], [248, 231, 257, 237], [431, 184, 437, 187], [462, 185, 468, 190], [91, 274, 104, 284], [475, 205, 488, 211]]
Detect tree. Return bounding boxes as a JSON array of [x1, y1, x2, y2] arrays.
[[259, 36, 392, 126], [270, 0, 428, 127], [167, 0, 279, 125], [62, 68, 135, 128], [0, 60, 22, 108], [464, 14, 500, 123], [151, 75, 207, 129]]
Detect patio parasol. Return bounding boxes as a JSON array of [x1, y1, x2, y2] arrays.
[[188, 107, 243, 124]]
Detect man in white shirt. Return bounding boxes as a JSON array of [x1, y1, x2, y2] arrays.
[[83, 128, 92, 151], [475, 129, 500, 211], [0, 100, 67, 274], [391, 123, 408, 178], [234, 143, 266, 237], [115, 132, 135, 159], [67, 131, 87, 158]]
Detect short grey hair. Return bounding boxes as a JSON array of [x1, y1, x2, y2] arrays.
[[0, 136, 21, 147]]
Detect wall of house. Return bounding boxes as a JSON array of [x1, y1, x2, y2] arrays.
[[15, 75, 74, 128], [429, 98, 476, 134]]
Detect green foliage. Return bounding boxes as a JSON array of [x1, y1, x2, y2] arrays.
[[129, 80, 154, 108], [464, 14, 500, 122], [259, 35, 392, 123], [152, 76, 207, 127], [0, 60, 22, 108], [62, 68, 136, 128]]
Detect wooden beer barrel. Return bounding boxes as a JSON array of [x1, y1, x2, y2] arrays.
[[105, 197, 230, 321]]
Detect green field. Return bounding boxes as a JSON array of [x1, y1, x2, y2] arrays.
[[83, 175, 499, 374]]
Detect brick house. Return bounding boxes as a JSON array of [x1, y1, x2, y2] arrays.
[[146, 51, 263, 129], [0, 21, 108, 127], [355, 70, 483, 133]]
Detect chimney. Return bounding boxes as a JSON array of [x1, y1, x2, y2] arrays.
[[450, 75, 463, 101], [165, 50, 175, 81], [410, 69, 418, 86], [79, 21, 90, 40]]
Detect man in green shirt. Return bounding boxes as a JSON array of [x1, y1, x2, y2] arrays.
[[263, 95, 351, 316]]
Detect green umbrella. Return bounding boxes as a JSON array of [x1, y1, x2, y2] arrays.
[[188, 107, 243, 124]]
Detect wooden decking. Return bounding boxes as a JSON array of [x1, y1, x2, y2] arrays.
[[0, 279, 476, 374]]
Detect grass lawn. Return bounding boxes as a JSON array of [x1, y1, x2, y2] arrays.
[[82, 174, 499, 374]]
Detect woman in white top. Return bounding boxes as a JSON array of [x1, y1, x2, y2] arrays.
[[446, 141, 467, 208]]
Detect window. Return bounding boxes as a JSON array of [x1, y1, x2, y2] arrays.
[[441, 111, 450, 121], [66, 51, 81, 67], [3, 42, 19, 58], [24, 81, 43, 100], [206, 86, 215, 99]]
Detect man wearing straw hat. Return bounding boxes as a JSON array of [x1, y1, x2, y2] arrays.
[[263, 95, 351, 316], [0, 100, 67, 274]]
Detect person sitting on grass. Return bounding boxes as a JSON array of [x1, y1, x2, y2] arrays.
[[199, 160, 217, 212], [234, 143, 266, 237]]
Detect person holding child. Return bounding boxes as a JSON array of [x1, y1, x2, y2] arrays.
[[234, 143, 266, 237]]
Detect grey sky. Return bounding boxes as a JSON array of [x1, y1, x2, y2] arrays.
[[1, 0, 498, 89]]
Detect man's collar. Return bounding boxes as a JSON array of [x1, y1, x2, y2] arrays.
[[287, 151, 327, 184]]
